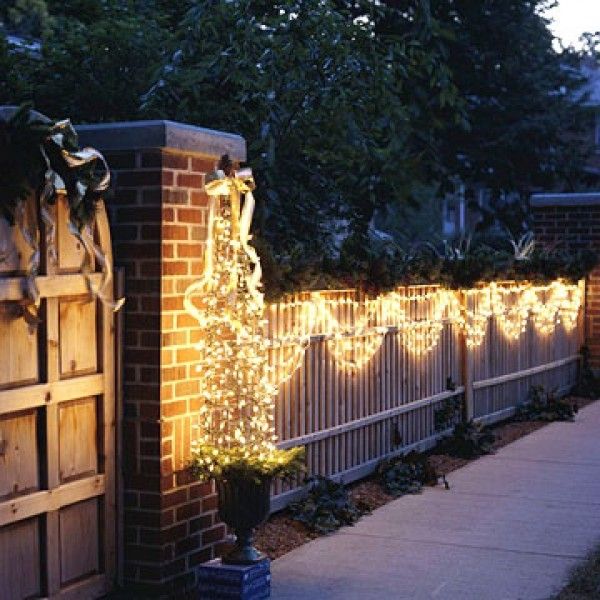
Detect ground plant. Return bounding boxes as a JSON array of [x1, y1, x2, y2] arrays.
[[434, 391, 462, 432], [515, 385, 577, 422], [378, 452, 439, 497], [288, 476, 369, 534], [436, 420, 495, 459], [554, 545, 600, 600]]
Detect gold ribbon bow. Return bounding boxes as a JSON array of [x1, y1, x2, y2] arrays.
[[184, 167, 263, 327]]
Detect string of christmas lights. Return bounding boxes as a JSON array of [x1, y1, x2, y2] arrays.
[[265, 281, 582, 382], [186, 173, 281, 471]]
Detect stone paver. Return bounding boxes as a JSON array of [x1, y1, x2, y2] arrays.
[[271, 401, 600, 600]]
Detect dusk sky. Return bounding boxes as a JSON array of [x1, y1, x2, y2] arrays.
[[547, 0, 600, 48]]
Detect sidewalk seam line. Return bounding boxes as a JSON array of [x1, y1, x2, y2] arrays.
[[335, 531, 588, 560]]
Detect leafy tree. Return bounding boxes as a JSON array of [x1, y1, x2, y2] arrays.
[[0, 35, 33, 102], [0, 0, 595, 294], [142, 0, 464, 265], [578, 31, 600, 57], [430, 0, 593, 198], [1, 0, 54, 39], [0, 3, 171, 122]]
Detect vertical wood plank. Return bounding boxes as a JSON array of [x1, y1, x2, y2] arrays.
[[461, 291, 474, 421], [0, 518, 41, 600], [0, 411, 39, 499], [45, 296, 61, 597]]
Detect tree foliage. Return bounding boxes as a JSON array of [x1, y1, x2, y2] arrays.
[[0, 1, 171, 122], [0, 0, 596, 294], [431, 0, 593, 196], [143, 1, 463, 260]]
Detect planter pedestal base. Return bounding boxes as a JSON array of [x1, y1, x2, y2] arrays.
[[197, 558, 271, 599]]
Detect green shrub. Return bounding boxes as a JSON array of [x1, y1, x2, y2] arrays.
[[436, 421, 495, 458], [288, 476, 369, 534], [378, 452, 438, 496], [434, 392, 462, 432], [515, 385, 577, 422]]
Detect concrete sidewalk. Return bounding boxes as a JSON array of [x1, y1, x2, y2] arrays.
[[271, 401, 600, 600]]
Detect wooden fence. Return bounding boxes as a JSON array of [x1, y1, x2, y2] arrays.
[[266, 282, 583, 510]]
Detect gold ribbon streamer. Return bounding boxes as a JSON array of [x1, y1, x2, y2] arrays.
[[183, 168, 261, 338], [68, 222, 125, 313]]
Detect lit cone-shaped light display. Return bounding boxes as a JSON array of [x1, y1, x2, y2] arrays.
[[186, 169, 303, 479]]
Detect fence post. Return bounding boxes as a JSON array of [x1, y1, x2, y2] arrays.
[[460, 290, 474, 421]]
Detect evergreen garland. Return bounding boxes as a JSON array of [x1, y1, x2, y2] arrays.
[[0, 103, 108, 232], [258, 237, 598, 301], [0, 104, 122, 318]]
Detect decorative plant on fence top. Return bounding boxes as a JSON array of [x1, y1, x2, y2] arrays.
[[0, 104, 123, 323]]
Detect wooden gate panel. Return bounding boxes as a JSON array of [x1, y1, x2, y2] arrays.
[[59, 297, 98, 378], [0, 517, 41, 600], [59, 499, 99, 585], [0, 194, 115, 599], [0, 308, 38, 389], [58, 398, 97, 483], [0, 410, 39, 499]]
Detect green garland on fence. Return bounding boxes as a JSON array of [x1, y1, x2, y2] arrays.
[[257, 234, 598, 302]]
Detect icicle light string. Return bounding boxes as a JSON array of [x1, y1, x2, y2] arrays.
[[264, 281, 582, 382]]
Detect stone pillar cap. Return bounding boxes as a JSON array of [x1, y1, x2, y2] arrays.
[[531, 192, 600, 207], [76, 119, 246, 161]]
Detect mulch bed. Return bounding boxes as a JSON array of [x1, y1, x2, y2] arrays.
[[254, 395, 596, 561]]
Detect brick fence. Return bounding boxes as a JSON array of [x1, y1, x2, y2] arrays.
[[78, 121, 244, 596], [531, 193, 600, 370]]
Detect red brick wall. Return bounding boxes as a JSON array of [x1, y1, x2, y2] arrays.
[[105, 147, 230, 596], [532, 203, 600, 369]]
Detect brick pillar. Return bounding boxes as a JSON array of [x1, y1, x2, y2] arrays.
[[78, 121, 246, 596], [531, 193, 600, 370]]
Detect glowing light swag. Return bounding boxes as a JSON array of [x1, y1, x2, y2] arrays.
[[266, 280, 582, 383], [184, 166, 583, 466]]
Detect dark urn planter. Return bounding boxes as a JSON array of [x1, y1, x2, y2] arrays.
[[216, 475, 272, 565]]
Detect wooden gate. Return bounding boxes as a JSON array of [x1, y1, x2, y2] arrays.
[[0, 194, 115, 599]]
